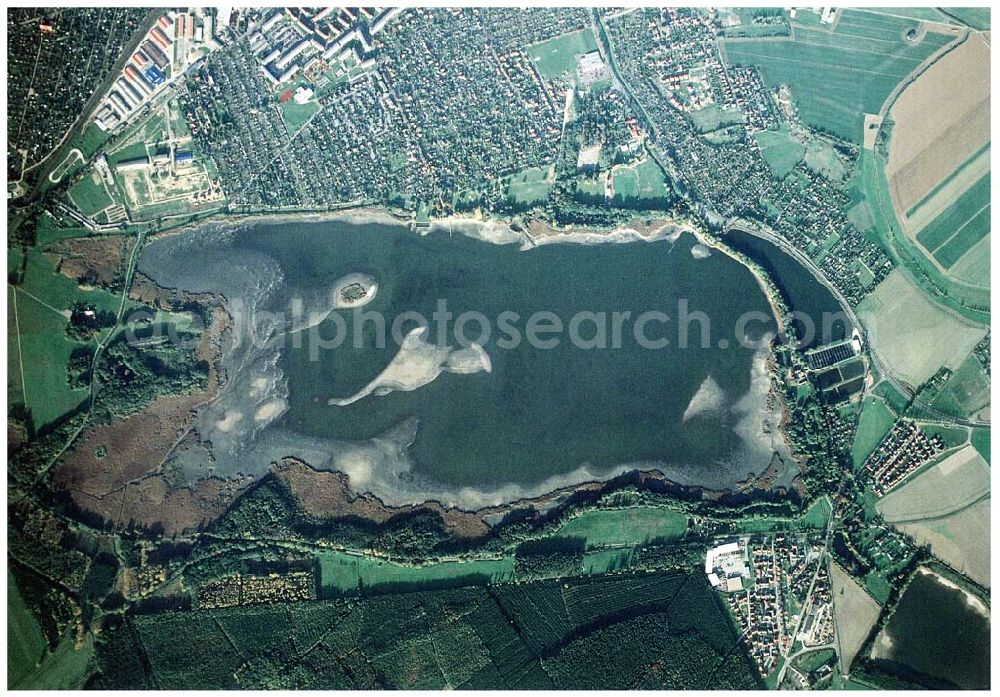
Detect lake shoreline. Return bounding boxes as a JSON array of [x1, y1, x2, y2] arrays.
[[137, 206, 806, 516]]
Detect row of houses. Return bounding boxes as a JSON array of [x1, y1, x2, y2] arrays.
[[95, 10, 225, 132]]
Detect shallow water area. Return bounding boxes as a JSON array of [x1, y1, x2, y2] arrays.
[[140, 217, 794, 507]]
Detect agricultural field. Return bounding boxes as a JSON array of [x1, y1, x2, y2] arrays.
[[8, 571, 48, 688], [722, 10, 954, 143], [913, 173, 990, 276], [876, 444, 990, 523], [10, 250, 128, 428], [929, 353, 991, 418], [897, 497, 990, 588], [830, 562, 882, 673], [856, 269, 987, 387], [942, 7, 990, 30], [754, 126, 805, 179], [851, 396, 896, 469], [887, 33, 990, 215], [92, 571, 757, 689], [526, 28, 598, 81], [549, 506, 688, 547], [850, 148, 990, 318]]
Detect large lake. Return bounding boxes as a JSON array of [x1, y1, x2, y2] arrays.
[[723, 229, 850, 349], [140, 219, 794, 507]]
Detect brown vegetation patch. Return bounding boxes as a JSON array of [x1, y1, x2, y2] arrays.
[[46, 235, 133, 288], [117, 474, 253, 535], [128, 270, 216, 309], [274, 459, 491, 538], [55, 300, 232, 533], [55, 394, 202, 497], [830, 562, 882, 673], [887, 33, 990, 214]]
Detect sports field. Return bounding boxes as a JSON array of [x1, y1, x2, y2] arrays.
[[526, 28, 598, 81], [755, 126, 804, 179], [856, 269, 987, 387], [611, 158, 670, 204], [723, 11, 953, 143]]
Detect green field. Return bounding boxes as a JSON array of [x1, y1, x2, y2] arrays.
[[526, 28, 598, 80], [915, 173, 990, 271], [755, 126, 805, 179], [794, 647, 837, 673], [723, 11, 953, 143], [580, 547, 636, 575], [688, 104, 745, 133], [856, 269, 987, 387], [68, 171, 115, 217], [34, 213, 92, 247], [13, 633, 95, 690], [8, 571, 48, 688], [941, 7, 990, 30], [506, 166, 553, 208], [551, 507, 688, 547], [873, 380, 909, 414], [804, 139, 847, 181], [851, 396, 896, 469], [864, 571, 892, 605], [279, 97, 320, 137], [11, 250, 129, 428], [918, 423, 969, 449], [69, 123, 112, 161], [970, 428, 990, 463], [736, 497, 831, 533], [611, 158, 670, 205], [574, 177, 606, 203], [318, 552, 515, 594], [929, 354, 991, 418]]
